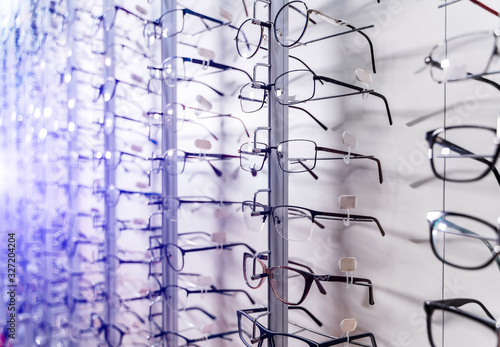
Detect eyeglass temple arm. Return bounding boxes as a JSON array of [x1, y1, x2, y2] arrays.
[[426, 57, 500, 91], [183, 151, 239, 160], [316, 147, 384, 184], [300, 20, 376, 73], [196, 114, 250, 137], [433, 135, 500, 185], [315, 275, 374, 305], [183, 119, 219, 141], [183, 8, 225, 25], [288, 307, 323, 327], [315, 75, 393, 125], [178, 57, 252, 82], [437, 298, 496, 320], [183, 306, 217, 320], [316, 212, 386, 236], [294, 159, 319, 180], [289, 105, 328, 130], [469, 0, 499, 15], [175, 77, 225, 96], [438, 0, 498, 16]]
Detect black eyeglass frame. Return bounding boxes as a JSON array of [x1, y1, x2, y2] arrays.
[[424, 298, 499, 347], [425, 125, 500, 186], [426, 210, 500, 270], [237, 307, 378, 347]]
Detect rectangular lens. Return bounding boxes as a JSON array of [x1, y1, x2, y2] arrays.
[[239, 83, 266, 113], [240, 142, 268, 173], [431, 214, 498, 269], [239, 312, 260, 347], [277, 140, 317, 173], [165, 149, 187, 175], [275, 69, 314, 105], [431, 127, 497, 182], [272, 206, 313, 242], [242, 201, 266, 233], [429, 309, 497, 346], [430, 32, 496, 83], [269, 267, 306, 305]]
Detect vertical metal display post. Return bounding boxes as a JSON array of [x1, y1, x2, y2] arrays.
[[103, 0, 118, 339], [66, 1, 79, 346], [162, 0, 178, 335], [268, 0, 289, 344]]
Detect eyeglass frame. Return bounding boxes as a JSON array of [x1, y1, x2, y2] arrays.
[[149, 240, 256, 271], [424, 298, 499, 347], [426, 210, 500, 270], [249, 203, 386, 239], [239, 138, 383, 183], [237, 307, 378, 347], [425, 125, 500, 186], [243, 251, 374, 306], [238, 65, 392, 125]]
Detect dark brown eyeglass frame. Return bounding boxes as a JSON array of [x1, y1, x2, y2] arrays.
[[243, 252, 374, 306]]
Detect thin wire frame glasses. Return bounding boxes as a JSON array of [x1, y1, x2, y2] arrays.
[[238, 69, 392, 125], [425, 30, 500, 83], [239, 139, 383, 183]]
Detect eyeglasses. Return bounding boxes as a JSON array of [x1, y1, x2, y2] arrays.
[[424, 298, 499, 347], [156, 284, 256, 310], [236, 1, 376, 74], [239, 68, 392, 125], [149, 239, 256, 271], [427, 211, 500, 270], [148, 56, 251, 87], [237, 307, 378, 347], [88, 311, 146, 347], [438, 0, 498, 17], [239, 139, 383, 183], [143, 8, 238, 48], [149, 102, 250, 138], [163, 148, 239, 176], [94, 76, 151, 102], [93, 184, 162, 207], [150, 329, 239, 347], [250, 204, 385, 242], [425, 125, 500, 186], [424, 30, 500, 84], [243, 252, 374, 306]]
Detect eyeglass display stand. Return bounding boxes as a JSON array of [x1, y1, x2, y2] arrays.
[[162, 0, 179, 336], [67, 1, 80, 346], [268, 0, 289, 345], [103, 0, 119, 344]]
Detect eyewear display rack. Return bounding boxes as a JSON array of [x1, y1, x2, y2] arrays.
[[0, 0, 390, 346]]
